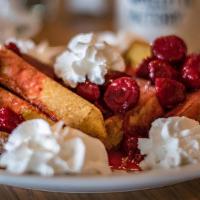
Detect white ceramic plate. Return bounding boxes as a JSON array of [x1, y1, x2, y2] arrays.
[[0, 163, 200, 193]]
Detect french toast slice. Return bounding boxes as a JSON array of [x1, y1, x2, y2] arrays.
[[22, 54, 55, 79], [105, 79, 164, 149], [166, 90, 200, 121], [104, 115, 124, 150], [0, 47, 107, 140], [124, 79, 164, 136], [0, 87, 54, 153], [0, 87, 53, 123]]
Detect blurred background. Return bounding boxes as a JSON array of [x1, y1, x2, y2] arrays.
[[0, 0, 199, 51]]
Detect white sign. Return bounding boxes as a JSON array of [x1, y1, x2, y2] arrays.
[[116, 0, 200, 52]]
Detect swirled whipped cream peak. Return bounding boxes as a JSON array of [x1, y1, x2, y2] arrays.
[[138, 117, 200, 170], [0, 119, 111, 176], [54, 32, 125, 88]]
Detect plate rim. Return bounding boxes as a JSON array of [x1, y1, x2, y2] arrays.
[[0, 163, 200, 193]]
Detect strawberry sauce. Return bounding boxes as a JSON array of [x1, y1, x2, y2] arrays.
[[0, 107, 24, 133]]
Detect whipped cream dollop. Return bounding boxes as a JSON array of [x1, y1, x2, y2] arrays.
[[0, 119, 111, 176], [54, 33, 125, 88], [138, 117, 200, 170]]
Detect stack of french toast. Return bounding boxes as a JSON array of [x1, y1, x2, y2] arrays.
[[0, 35, 200, 171], [0, 43, 163, 149]]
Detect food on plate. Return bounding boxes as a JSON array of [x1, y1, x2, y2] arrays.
[[123, 79, 164, 137], [139, 117, 200, 169], [152, 35, 187, 63], [166, 90, 200, 121], [0, 87, 53, 123], [103, 77, 140, 114], [0, 33, 200, 175], [104, 79, 164, 150], [108, 150, 141, 171], [0, 119, 111, 175], [135, 56, 155, 79], [155, 78, 186, 109], [104, 115, 123, 150], [125, 40, 151, 69], [0, 47, 107, 141], [22, 54, 55, 79], [0, 87, 54, 152], [148, 60, 179, 83]]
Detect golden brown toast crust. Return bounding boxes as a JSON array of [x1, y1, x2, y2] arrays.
[[166, 90, 200, 121], [0, 87, 53, 123], [0, 48, 107, 140], [104, 115, 123, 150], [0, 87, 54, 154]]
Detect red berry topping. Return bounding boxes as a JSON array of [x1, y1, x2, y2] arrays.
[[152, 35, 187, 63], [76, 81, 100, 102], [136, 57, 155, 79], [108, 151, 124, 170], [104, 77, 140, 113], [155, 78, 186, 109], [121, 136, 138, 155], [104, 71, 130, 89], [148, 60, 179, 83], [181, 54, 200, 89], [131, 150, 144, 164], [5, 42, 21, 56], [125, 159, 141, 171], [108, 150, 141, 171], [0, 107, 24, 133]]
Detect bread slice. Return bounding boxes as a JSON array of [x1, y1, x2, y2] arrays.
[[166, 90, 200, 121], [0, 48, 107, 140], [0, 87, 54, 154], [105, 79, 164, 149], [22, 54, 55, 79], [0, 87, 53, 123], [104, 115, 124, 150]]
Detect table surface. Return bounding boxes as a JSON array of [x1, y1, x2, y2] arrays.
[[1, 179, 200, 200], [1, 2, 200, 199]]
